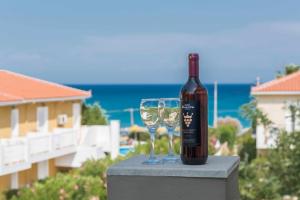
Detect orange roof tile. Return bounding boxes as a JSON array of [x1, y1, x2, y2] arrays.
[[251, 71, 300, 95], [0, 70, 91, 105]]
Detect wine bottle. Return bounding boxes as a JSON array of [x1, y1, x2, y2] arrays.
[[180, 53, 208, 165]]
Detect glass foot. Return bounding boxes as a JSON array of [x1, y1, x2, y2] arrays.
[[163, 155, 179, 163], [143, 157, 161, 165]]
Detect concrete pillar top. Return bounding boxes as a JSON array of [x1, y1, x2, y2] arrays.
[[108, 155, 240, 178]]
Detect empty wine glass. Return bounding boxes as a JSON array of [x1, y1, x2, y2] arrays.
[[159, 98, 180, 163], [140, 98, 161, 164]]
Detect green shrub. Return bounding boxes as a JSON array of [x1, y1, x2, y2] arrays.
[[3, 190, 18, 200], [11, 173, 106, 200], [237, 131, 256, 162], [239, 131, 300, 199], [208, 140, 216, 155], [269, 131, 300, 196], [239, 158, 281, 200], [217, 124, 237, 149], [11, 130, 300, 200], [128, 131, 150, 141], [76, 157, 115, 178], [9, 156, 124, 200]]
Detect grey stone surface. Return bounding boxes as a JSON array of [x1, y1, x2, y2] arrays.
[[107, 155, 240, 200], [107, 155, 240, 178]]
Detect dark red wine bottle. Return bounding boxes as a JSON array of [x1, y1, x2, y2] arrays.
[[180, 53, 208, 165]]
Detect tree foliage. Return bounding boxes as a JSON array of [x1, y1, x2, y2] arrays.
[[285, 102, 300, 132], [10, 173, 106, 200], [277, 63, 300, 78], [128, 130, 150, 141], [6, 128, 300, 200], [269, 131, 300, 196], [81, 102, 108, 125], [239, 158, 281, 200], [216, 123, 237, 149], [240, 100, 259, 133], [239, 131, 300, 199], [240, 100, 272, 136], [237, 131, 256, 162]]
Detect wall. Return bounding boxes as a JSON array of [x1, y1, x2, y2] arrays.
[[255, 94, 300, 149], [18, 101, 77, 136], [81, 120, 120, 159], [18, 164, 37, 188], [18, 103, 37, 136], [0, 100, 81, 190], [0, 175, 11, 192], [255, 95, 298, 128], [48, 101, 75, 131], [0, 106, 12, 138], [49, 159, 57, 176]]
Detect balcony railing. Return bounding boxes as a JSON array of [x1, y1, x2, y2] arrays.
[[28, 133, 52, 163], [52, 129, 77, 157], [0, 138, 30, 175], [0, 128, 78, 175]]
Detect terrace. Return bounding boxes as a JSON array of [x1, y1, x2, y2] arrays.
[[0, 120, 120, 176], [0, 128, 77, 176]]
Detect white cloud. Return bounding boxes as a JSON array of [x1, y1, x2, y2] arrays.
[[68, 21, 300, 83], [77, 21, 300, 53], [1, 21, 300, 83]]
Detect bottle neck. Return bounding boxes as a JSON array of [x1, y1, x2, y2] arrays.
[[189, 59, 199, 78]]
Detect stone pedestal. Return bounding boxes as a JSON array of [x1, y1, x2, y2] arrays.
[[107, 155, 240, 200]]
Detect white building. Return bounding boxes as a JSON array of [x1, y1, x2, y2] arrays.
[[0, 70, 120, 190], [251, 71, 300, 150]]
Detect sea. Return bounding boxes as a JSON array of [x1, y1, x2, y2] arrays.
[[69, 84, 253, 128]]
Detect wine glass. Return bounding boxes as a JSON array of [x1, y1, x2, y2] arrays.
[[140, 98, 161, 164], [159, 98, 180, 163]]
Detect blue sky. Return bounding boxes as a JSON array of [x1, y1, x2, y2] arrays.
[[1, 1, 300, 84]]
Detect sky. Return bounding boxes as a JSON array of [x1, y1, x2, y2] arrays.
[[0, 1, 300, 84]]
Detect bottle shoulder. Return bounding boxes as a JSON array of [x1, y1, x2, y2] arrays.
[[181, 80, 207, 95]]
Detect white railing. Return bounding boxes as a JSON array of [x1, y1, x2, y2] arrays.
[[0, 138, 28, 166], [0, 137, 30, 176], [52, 129, 77, 151], [81, 126, 110, 149], [0, 122, 120, 175], [81, 121, 120, 159], [0, 128, 78, 175], [28, 133, 52, 157]]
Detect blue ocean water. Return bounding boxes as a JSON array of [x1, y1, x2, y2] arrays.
[[69, 84, 252, 128]]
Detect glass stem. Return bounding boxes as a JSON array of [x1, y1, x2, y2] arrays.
[[167, 127, 174, 156], [149, 128, 156, 160]]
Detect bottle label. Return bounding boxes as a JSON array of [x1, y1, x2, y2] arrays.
[[181, 100, 200, 146]]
